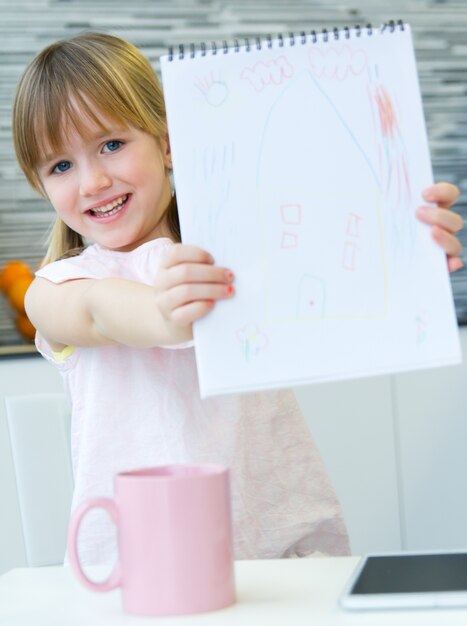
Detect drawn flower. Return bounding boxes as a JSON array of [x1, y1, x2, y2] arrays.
[[236, 323, 268, 361]]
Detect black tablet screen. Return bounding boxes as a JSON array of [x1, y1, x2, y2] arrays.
[[351, 554, 467, 595]]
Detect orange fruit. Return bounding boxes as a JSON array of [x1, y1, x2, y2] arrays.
[[16, 312, 36, 342], [7, 275, 34, 312], [0, 261, 33, 294]]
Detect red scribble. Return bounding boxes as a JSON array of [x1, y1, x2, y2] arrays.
[[375, 85, 399, 139]]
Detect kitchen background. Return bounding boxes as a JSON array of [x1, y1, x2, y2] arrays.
[[0, 0, 467, 353], [1, 0, 467, 576]]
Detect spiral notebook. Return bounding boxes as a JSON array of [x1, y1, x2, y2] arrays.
[[160, 21, 461, 398]]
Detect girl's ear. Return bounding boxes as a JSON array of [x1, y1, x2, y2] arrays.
[[162, 135, 172, 169]]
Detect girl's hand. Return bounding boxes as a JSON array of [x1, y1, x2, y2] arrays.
[[154, 243, 235, 330], [416, 182, 464, 273]]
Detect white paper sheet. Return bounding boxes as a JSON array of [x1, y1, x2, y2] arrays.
[[161, 24, 461, 398]]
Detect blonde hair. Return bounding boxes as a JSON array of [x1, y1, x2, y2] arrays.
[[12, 31, 180, 264]]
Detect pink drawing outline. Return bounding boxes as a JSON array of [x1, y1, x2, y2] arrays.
[[281, 232, 299, 249], [240, 55, 294, 92], [308, 44, 367, 81], [280, 203, 302, 225], [342, 241, 359, 271], [346, 213, 362, 238]]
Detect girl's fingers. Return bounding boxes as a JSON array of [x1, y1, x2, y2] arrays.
[[431, 225, 463, 258], [416, 188, 464, 273], [416, 206, 464, 234], [155, 243, 236, 323], [159, 243, 214, 270], [170, 300, 216, 326], [448, 256, 464, 273], [422, 182, 460, 209], [164, 263, 234, 290], [163, 282, 235, 315]]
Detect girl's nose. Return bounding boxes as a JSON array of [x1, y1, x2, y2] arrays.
[[79, 163, 112, 196]]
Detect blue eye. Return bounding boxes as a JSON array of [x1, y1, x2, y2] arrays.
[[52, 161, 71, 174], [103, 140, 123, 153]]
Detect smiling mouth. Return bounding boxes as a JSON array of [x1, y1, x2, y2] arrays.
[[88, 194, 129, 218]]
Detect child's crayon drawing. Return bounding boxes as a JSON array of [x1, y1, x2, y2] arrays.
[[194, 71, 229, 106], [281, 232, 299, 249], [342, 241, 359, 271], [190, 142, 235, 248], [296, 274, 326, 319], [368, 69, 416, 257], [308, 44, 367, 81], [343, 213, 362, 271], [346, 212, 362, 238], [281, 203, 302, 225], [161, 26, 461, 395], [257, 68, 387, 323], [236, 323, 268, 361], [279, 204, 302, 249], [240, 56, 294, 91]]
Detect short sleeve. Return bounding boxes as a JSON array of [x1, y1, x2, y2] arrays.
[[35, 255, 117, 284], [34, 333, 79, 371]]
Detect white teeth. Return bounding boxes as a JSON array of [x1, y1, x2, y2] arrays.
[[91, 194, 128, 216]]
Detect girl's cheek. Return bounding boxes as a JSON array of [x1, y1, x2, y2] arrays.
[[46, 186, 69, 214]]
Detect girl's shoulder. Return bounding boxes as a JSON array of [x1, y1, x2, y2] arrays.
[[35, 238, 174, 284], [35, 244, 114, 283]]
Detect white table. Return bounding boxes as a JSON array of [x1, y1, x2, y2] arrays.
[[2, 557, 467, 625]]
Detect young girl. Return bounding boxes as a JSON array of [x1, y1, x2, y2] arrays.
[[13, 33, 463, 566]]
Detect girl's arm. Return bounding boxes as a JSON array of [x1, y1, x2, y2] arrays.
[[25, 244, 234, 351]]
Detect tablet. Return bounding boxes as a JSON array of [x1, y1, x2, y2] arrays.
[[339, 551, 467, 610]]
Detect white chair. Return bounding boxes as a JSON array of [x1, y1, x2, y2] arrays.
[[5, 393, 74, 567]]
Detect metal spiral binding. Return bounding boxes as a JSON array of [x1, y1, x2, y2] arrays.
[[167, 19, 404, 61]]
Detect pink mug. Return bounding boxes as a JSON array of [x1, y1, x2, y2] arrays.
[[67, 464, 236, 616]]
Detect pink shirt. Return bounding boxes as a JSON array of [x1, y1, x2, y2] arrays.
[[36, 238, 349, 565]]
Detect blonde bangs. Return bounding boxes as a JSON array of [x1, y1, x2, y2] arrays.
[[13, 32, 168, 191], [34, 83, 130, 164]]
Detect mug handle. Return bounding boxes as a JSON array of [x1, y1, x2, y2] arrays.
[[67, 497, 122, 592]]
